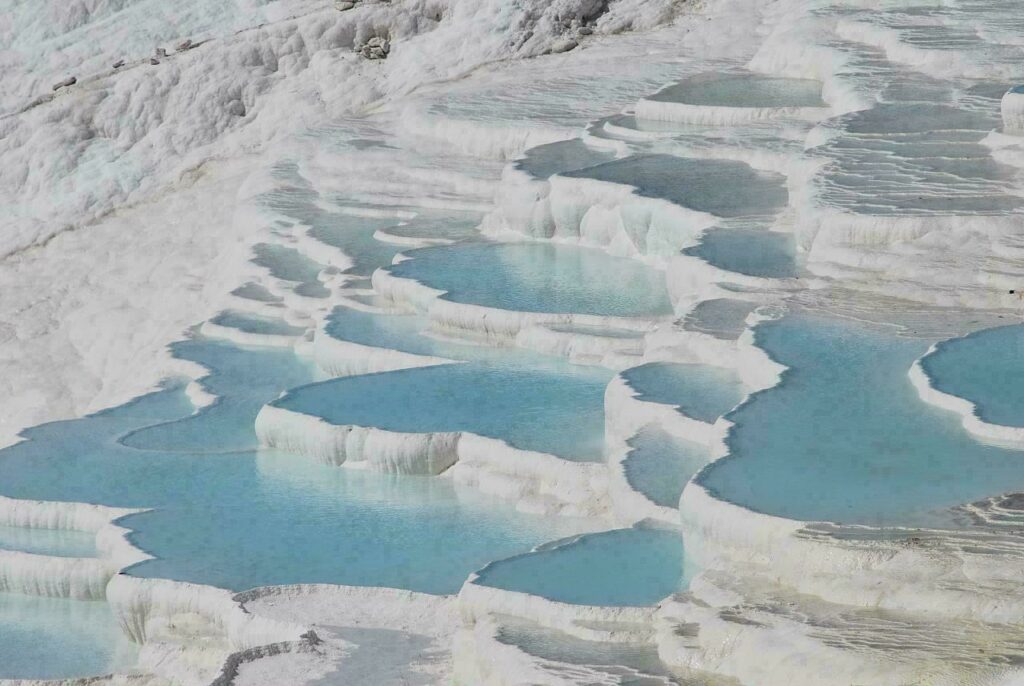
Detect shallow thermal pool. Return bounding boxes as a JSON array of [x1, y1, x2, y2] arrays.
[[374, 209, 483, 244], [310, 305, 614, 461], [260, 165, 406, 276], [0, 592, 138, 680], [698, 314, 1024, 526], [684, 229, 799, 278], [647, 74, 826, 108], [561, 154, 787, 221], [385, 242, 674, 318], [621, 362, 746, 424], [920, 324, 1024, 429], [261, 164, 485, 274], [472, 527, 686, 607], [210, 310, 306, 337], [624, 427, 711, 509], [251, 243, 330, 298], [683, 298, 758, 340], [0, 339, 585, 595], [322, 304, 628, 374], [515, 138, 616, 179], [271, 361, 611, 463]]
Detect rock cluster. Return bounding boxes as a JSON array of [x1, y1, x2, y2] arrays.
[[358, 36, 391, 60], [547, 14, 600, 54]]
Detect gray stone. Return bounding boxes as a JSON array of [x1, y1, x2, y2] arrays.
[[550, 38, 578, 54], [52, 76, 76, 91]]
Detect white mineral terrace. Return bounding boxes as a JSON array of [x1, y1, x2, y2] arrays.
[[4, 0, 1024, 684]]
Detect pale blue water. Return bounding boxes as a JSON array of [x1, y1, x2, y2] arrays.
[[377, 210, 482, 243], [473, 527, 685, 607], [0, 525, 96, 558], [683, 298, 758, 340], [251, 243, 330, 298], [120, 338, 320, 454], [272, 362, 610, 462], [259, 165, 414, 276], [516, 139, 615, 179], [308, 218, 404, 277], [323, 306, 613, 374], [921, 324, 1024, 428], [623, 427, 710, 508], [649, 74, 825, 108], [231, 282, 283, 303], [211, 310, 306, 337], [324, 306, 472, 360], [0, 339, 582, 595], [699, 315, 1024, 526], [684, 229, 799, 278], [0, 592, 138, 679], [386, 243, 673, 317], [318, 306, 614, 461], [562, 154, 787, 220], [621, 362, 746, 424]]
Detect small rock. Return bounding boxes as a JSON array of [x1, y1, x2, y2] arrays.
[[334, 0, 355, 9], [578, 26, 593, 35], [112, 59, 125, 69], [51, 76, 76, 91], [176, 39, 193, 52], [155, 47, 167, 58], [366, 36, 384, 47], [379, 39, 390, 53], [150, 58, 161, 65], [550, 37, 578, 54]]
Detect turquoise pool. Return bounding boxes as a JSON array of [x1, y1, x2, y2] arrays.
[[623, 427, 710, 508], [385, 243, 674, 318], [920, 324, 1024, 429], [473, 527, 686, 607], [0, 340, 584, 596], [699, 314, 1024, 526], [0, 593, 138, 680], [621, 362, 746, 424]]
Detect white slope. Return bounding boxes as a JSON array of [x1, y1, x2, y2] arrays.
[[0, 0, 687, 447]]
